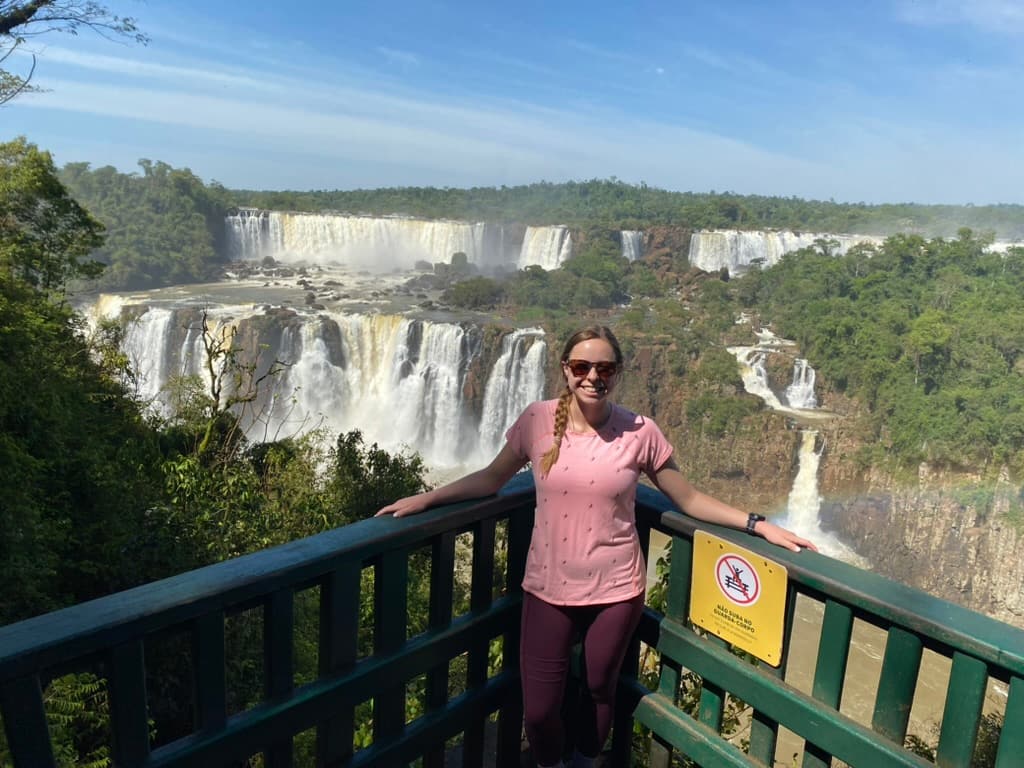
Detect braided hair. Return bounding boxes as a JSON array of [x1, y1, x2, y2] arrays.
[[538, 326, 623, 476]]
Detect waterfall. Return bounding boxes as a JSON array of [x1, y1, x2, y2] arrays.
[[621, 230, 643, 262], [478, 328, 547, 456], [225, 211, 493, 271], [728, 340, 860, 559], [728, 346, 820, 416], [95, 299, 546, 470], [728, 347, 785, 410], [785, 359, 817, 409], [689, 230, 884, 275], [784, 430, 824, 534], [518, 226, 572, 270], [780, 431, 863, 562]]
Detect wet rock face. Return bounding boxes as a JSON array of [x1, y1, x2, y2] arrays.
[[820, 477, 1024, 627]]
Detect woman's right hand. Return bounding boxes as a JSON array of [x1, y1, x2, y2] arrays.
[[376, 444, 527, 519], [376, 493, 432, 518]]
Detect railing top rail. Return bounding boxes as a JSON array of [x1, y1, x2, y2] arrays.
[[635, 485, 1024, 679], [0, 483, 536, 683]]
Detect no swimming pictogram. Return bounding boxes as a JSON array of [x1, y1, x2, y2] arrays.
[[715, 553, 761, 606]]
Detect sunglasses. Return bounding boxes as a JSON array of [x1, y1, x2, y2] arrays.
[[564, 359, 619, 379]]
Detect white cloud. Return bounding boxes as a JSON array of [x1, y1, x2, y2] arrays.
[[376, 46, 421, 66], [896, 0, 1024, 34], [37, 46, 267, 89]]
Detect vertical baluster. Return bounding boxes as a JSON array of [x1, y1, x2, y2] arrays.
[[374, 550, 408, 745], [193, 611, 227, 732], [802, 600, 852, 768], [697, 636, 728, 733], [935, 652, 987, 766], [994, 675, 1023, 768], [107, 639, 150, 767], [317, 563, 361, 767], [264, 589, 295, 768], [497, 510, 532, 768], [871, 626, 922, 744], [424, 533, 456, 768], [749, 587, 798, 766], [0, 675, 57, 768], [464, 519, 497, 768], [649, 534, 690, 768]]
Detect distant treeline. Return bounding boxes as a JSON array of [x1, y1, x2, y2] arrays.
[[230, 179, 1024, 239], [58, 160, 1024, 291]]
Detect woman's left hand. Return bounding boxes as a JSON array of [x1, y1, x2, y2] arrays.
[[756, 521, 818, 553]]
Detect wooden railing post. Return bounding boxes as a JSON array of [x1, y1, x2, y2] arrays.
[[0, 676, 56, 768]]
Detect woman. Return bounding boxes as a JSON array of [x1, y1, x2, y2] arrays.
[[378, 325, 816, 768]]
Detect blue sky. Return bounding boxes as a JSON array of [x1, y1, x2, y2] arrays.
[[4, 0, 1024, 203]]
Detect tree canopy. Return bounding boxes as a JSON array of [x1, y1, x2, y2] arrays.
[[1, 137, 105, 292], [736, 231, 1024, 472]]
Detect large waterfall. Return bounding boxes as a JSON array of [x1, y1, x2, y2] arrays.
[[690, 230, 883, 274], [225, 211, 573, 273], [93, 298, 548, 470]]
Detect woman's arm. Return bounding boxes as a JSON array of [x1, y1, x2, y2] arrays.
[[376, 443, 529, 518], [652, 458, 817, 553]]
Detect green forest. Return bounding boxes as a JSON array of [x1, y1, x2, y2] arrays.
[[1, 139, 430, 764]]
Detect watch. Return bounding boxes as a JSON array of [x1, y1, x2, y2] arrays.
[[745, 513, 765, 536]]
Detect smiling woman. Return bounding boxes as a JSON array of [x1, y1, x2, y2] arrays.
[[378, 324, 816, 767]]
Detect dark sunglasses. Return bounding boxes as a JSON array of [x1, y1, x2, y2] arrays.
[[564, 359, 619, 379]]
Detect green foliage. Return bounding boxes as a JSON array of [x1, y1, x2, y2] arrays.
[[442, 276, 505, 309], [0, 153, 165, 622], [58, 159, 232, 289], [736, 231, 1024, 470], [1, 138, 105, 293], [685, 392, 761, 438], [0, 673, 114, 768], [330, 430, 428, 524], [624, 263, 665, 299]]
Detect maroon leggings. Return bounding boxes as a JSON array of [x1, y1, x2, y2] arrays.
[[519, 591, 644, 765]]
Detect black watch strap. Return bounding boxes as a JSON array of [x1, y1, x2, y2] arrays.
[[745, 513, 766, 535]]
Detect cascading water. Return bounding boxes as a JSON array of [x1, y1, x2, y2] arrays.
[[729, 347, 786, 411], [729, 338, 860, 559], [518, 226, 572, 270], [785, 359, 817, 409], [689, 230, 883, 275], [225, 211, 494, 271], [777, 430, 861, 561], [225, 211, 576, 273], [94, 298, 547, 470], [479, 328, 547, 457], [621, 230, 643, 261]]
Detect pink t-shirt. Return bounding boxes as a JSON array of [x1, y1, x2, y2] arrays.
[[504, 399, 675, 606]]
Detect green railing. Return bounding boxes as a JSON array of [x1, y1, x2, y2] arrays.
[[0, 475, 1022, 767], [628, 485, 1024, 768]]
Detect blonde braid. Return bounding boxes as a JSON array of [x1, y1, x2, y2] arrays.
[[539, 387, 573, 477]]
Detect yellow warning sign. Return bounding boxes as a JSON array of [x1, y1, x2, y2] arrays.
[[689, 530, 788, 666]]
